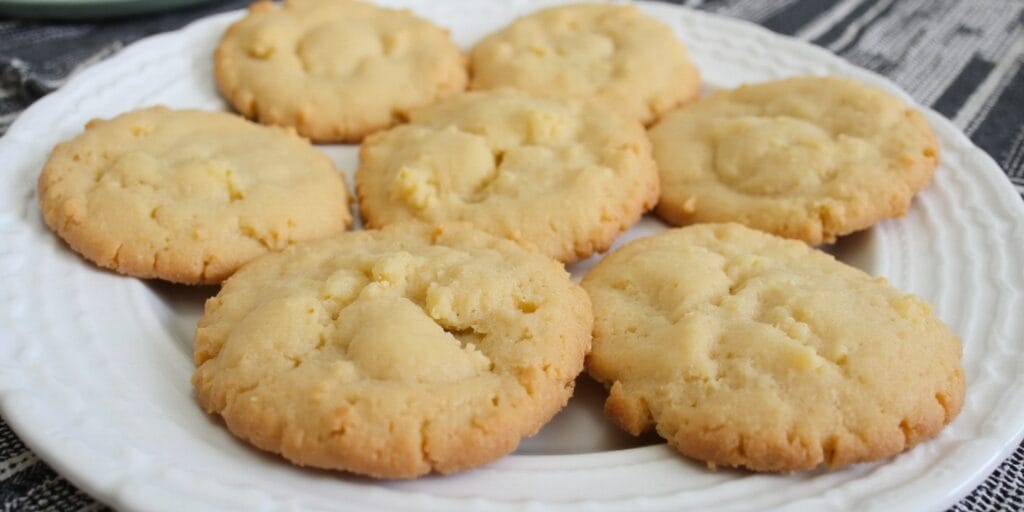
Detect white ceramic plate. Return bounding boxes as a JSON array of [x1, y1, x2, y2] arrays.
[[2, 1, 1024, 511]]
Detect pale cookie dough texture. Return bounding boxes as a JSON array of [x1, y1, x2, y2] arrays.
[[469, 3, 700, 125], [215, 0, 468, 142], [650, 76, 940, 245], [38, 107, 352, 284], [356, 90, 659, 263], [583, 223, 964, 472], [193, 223, 592, 478]]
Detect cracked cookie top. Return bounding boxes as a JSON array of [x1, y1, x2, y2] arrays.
[[582, 223, 964, 472], [649, 76, 939, 245], [192, 223, 592, 478], [38, 107, 352, 284], [215, 0, 467, 142], [469, 2, 700, 125], [355, 89, 659, 263]]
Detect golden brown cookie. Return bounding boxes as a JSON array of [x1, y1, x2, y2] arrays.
[[583, 223, 964, 472], [356, 89, 659, 263], [469, 2, 700, 125], [649, 76, 939, 245], [215, 0, 468, 142], [192, 223, 592, 478], [38, 107, 351, 284]]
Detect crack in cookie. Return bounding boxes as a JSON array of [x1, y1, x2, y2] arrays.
[[215, 0, 467, 142], [470, 3, 700, 125], [583, 223, 964, 472], [192, 223, 592, 478], [650, 76, 940, 244], [38, 107, 351, 284], [356, 90, 659, 263]]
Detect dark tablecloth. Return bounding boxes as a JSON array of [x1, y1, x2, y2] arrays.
[[2, 0, 1023, 510]]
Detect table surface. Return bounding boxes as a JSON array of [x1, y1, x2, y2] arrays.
[[1, 0, 1023, 510]]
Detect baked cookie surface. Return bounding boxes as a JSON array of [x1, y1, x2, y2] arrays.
[[582, 223, 964, 472], [649, 76, 939, 245], [469, 3, 699, 125], [192, 223, 592, 478], [38, 107, 351, 284], [215, 0, 467, 142], [356, 90, 659, 263]]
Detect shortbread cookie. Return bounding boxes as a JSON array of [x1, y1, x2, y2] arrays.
[[650, 76, 939, 245], [356, 90, 659, 263], [215, 0, 467, 142], [193, 223, 592, 478], [469, 3, 699, 125], [583, 223, 964, 472], [38, 107, 351, 284]]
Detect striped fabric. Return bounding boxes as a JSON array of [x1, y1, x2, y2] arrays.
[[1, 0, 1022, 510]]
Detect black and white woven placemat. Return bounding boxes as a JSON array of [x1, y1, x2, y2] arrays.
[[2, 0, 1023, 510]]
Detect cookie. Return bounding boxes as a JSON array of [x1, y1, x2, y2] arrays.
[[215, 0, 468, 142], [356, 90, 659, 263], [38, 107, 351, 284], [192, 223, 592, 478], [469, 3, 699, 125], [582, 223, 964, 472], [649, 76, 939, 245]]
